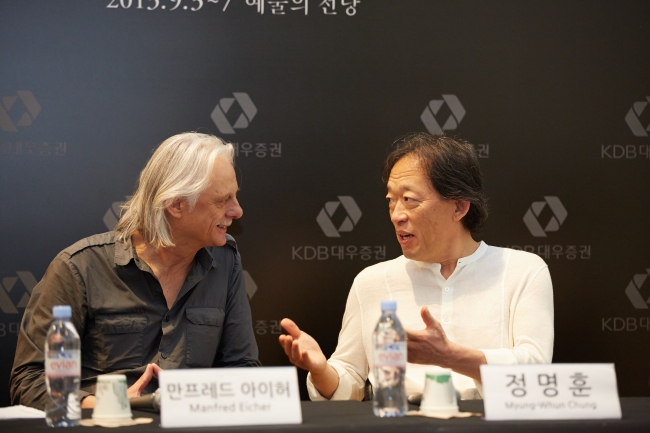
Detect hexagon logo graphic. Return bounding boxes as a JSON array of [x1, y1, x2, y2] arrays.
[[103, 197, 130, 230], [210, 93, 257, 135], [316, 196, 362, 238], [243, 270, 257, 300], [421, 95, 466, 135], [625, 269, 650, 309], [625, 97, 650, 137], [0, 272, 37, 314], [523, 196, 567, 238], [0, 91, 41, 132]]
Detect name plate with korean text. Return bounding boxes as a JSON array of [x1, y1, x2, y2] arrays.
[[481, 364, 621, 421], [159, 367, 302, 428]]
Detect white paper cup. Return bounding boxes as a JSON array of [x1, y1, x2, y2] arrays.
[[92, 374, 133, 425], [420, 367, 459, 416]]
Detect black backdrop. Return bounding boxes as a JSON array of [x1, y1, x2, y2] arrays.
[[1, 0, 649, 406]]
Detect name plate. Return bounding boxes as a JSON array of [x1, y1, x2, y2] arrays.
[[481, 364, 621, 421], [159, 366, 302, 428]]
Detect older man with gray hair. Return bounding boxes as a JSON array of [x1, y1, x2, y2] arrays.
[[11, 132, 259, 410]]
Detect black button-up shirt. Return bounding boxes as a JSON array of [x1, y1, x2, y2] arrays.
[[10, 231, 260, 410]]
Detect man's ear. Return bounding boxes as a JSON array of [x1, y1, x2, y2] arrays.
[[166, 199, 183, 220], [453, 200, 471, 222]]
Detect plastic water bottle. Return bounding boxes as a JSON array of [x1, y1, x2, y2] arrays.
[[372, 300, 407, 417], [44, 305, 81, 427]]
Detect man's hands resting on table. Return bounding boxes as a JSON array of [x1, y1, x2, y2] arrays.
[[80, 363, 162, 409]]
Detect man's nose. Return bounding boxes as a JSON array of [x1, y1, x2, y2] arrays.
[[390, 202, 407, 224], [228, 199, 243, 219]]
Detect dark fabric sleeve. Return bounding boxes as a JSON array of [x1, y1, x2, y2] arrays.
[[213, 250, 261, 367], [9, 254, 87, 410]]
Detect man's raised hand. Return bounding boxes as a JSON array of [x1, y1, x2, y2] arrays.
[[278, 319, 328, 374]]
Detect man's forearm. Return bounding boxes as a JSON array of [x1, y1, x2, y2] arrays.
[[444, 343, 487, 382], [10, 366, 49, 410], [310, 364, 340, 400]]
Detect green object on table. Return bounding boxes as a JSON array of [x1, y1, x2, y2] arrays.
[[426, 374, 450, 384]]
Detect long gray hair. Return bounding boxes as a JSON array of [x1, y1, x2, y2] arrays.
[[115, 132, 234, 249]]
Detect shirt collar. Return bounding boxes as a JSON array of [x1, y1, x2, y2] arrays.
[[456, 240, 488, 267], [114, 234, 135, 266], [197, 247, 217, 270], [410, 240, 488, 269], [114, 235, 216, 270]]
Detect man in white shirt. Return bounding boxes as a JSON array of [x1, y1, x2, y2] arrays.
[[279, 133, 553, 400]]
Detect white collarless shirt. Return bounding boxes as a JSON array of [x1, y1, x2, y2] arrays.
[[307, 242, 554, 400]]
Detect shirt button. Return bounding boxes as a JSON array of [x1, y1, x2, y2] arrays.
[[165, 315, 170, 322], [444, 287, 450, 293], [189, 277, 194, 281], [161, 353, 167, 359], [443, 315, 449, 322]]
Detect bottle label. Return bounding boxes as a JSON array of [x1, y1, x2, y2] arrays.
[[45, 350, 80, 377], [67, 394, 81, 420], [373, 341, 406, 367]]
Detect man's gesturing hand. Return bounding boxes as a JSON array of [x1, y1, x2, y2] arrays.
[[406, 307, 487, 382], [279, 318, 340, 399], [278, 319, 328, 375], [405, 307, 454, 366], [128, 363, 163, 399]]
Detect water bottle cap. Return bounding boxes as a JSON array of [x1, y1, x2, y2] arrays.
[[52, 305, 72, 319], [380, 300, 397, 311]]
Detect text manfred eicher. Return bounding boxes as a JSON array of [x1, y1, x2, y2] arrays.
[[189, 402, 271, 413], [505, 401, 597, 411]]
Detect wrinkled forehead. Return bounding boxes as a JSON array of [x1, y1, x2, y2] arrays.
[[387, 154, 433, 189]]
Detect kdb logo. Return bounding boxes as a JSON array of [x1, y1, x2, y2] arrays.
[[243, 271, 257, 300], [103, 197, 130, 230], [625, 269, 650, 309], [316, 196, 362, 238], [421, 95, 466, 135], [211, 93, 257, 135], [625, 96, 650, 137], [0, 91, 41, 132], [523, 196, 567, 238], [0, 272, 37, 314]]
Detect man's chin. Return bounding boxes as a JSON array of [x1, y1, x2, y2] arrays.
[[400, 247, 417, 260], [207, 234, 227, 247]]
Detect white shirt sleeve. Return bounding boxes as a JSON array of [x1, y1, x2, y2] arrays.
[[306, 281, 367, 401], [474, 264, 554, 395]]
